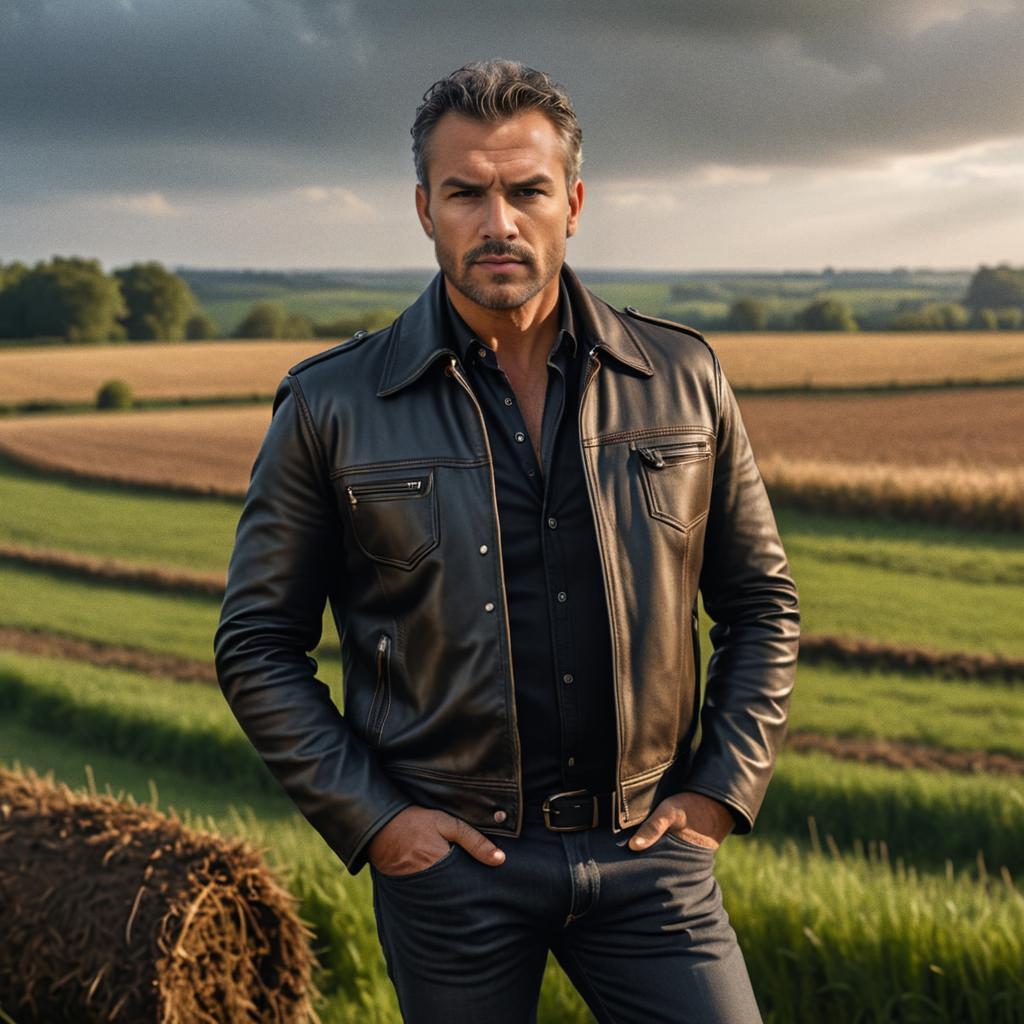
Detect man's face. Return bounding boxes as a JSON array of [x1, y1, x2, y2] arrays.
[[415, 110, 584, 311]]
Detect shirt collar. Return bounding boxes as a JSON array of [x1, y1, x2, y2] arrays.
[[445, 274, 579, 367]]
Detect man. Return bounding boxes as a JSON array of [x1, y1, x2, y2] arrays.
[[214, 59, 799, 1024]]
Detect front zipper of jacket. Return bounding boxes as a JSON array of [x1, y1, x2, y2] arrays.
[[444, 355, 525, 831], [577, 344, 626, 828], [366, 632, 392, 746]]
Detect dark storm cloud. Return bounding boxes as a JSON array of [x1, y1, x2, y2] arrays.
[[1, 0, 1023, 199]]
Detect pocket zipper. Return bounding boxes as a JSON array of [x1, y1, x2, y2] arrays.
[[633, 440, 710, 469], [366, 633, 392, 745], [346, 479, 423, 506]]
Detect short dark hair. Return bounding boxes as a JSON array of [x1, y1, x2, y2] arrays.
[[411, 59, 583, 192]]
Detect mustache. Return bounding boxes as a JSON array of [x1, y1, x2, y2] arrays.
[[464, 241, 534, 267]]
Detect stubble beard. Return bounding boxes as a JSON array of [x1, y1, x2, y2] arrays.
[[434, 236, 565, 311]]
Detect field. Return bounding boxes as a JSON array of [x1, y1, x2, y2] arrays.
[[2, 383, 1022, 532], [4, 331, 1024, 408], [0, 339, 332, 407], [1, 324, 1022, 1022]]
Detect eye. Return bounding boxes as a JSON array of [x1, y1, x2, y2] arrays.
[[516, 188, 542, 197], [449, 190, 478, 199]]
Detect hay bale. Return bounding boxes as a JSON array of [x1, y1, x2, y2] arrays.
[[0, 766, 319, 1023]]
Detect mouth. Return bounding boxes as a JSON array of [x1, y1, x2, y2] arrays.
[[475, 258, 525, 272]]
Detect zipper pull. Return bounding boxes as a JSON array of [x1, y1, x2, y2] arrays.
[[636, 446, 665, 468], [346, 486, 358, 506], [376, 634, 388, 677]]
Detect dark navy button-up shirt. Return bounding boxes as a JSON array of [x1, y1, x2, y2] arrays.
[[445, 277, 618, 805]]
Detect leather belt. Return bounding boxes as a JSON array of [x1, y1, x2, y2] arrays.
[[524, 789, 615, 832]]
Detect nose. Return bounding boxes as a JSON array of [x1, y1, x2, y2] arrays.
[[480, 195, 517, 241]]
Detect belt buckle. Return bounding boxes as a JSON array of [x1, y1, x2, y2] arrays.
[[541, 789, 599, 832]]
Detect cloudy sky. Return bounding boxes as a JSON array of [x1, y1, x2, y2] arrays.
[[2, 0, 1023, 271]]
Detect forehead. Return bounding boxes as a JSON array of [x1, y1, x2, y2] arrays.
[[425, 110, 566, 184]]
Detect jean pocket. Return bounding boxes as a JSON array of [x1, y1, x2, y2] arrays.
[[662, 829, 718, 855], [374, 842, 460, 883]]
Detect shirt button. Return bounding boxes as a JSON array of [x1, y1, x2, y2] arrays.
[[556, 591, 567, 603], [514, 431, 526, 443], [478, 346, 487, 359], [567, 757, 576, 767], [484, 601, 495, 612], [504, 396, 513, 406], [547, 517, 557, 529], [479, 544, 488, 555], [563, 673, 574, 684], [493, 809, 507, 824]]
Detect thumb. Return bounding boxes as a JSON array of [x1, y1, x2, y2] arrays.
[[438, 814, 506, 868], [628, 804, 681, 851]]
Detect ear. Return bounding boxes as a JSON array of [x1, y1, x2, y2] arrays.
[[415, 183, 434, 239], [566, 178, 584, 239]]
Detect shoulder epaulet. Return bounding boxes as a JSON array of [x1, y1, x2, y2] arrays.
[[286, 328, 376, 375], [622, 306, 708, 344]]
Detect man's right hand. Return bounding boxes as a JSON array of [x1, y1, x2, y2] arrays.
[[367, 806, 506, 877]]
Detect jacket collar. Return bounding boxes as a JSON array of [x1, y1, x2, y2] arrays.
[[377, 262, 653, 397]]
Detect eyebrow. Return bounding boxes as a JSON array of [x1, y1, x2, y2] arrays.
[[439, 174, 556, 191]]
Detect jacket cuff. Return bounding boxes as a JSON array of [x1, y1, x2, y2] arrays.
[[343, 798, 416, 875], [679, 782, 754, 834]]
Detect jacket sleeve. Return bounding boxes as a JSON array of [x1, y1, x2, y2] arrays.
[[213, 374, 413, 874], [684, 351, 800, 832]]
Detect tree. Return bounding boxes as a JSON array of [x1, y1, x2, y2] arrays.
[[0, 260, 31, 338], [888, 302, 969, 330], [96, 378, 133, 409], [234, 301, 288, 338], [726, 297, 767, 331], [114, 261, 197, 341], [9, 256, 127, 342], [795, 297, 858, 331], [282, 313, 314, 339], [963, 264, 1024, 312], [185, 311, 220, 340]]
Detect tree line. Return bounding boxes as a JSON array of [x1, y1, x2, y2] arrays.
[[0, 257, 217, 343], [0, 256, 402, 344], [2, 255, 1022, 342], [715, 264, 1024, 331]]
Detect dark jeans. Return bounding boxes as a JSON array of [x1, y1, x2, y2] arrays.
[[369, 819, 763, 1023]]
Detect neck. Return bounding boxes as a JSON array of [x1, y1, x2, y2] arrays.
[[445, 271, 562, 372]]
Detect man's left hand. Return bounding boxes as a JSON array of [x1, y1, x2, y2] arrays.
[[628, 791, 735, 852]]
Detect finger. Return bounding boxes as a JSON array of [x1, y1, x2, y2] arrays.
[[439, 814, 506, 867], [629, 806, 682, 850]]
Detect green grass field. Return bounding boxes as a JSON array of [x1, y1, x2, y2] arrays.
[[4, 646, 1022, 878], [3, 465, 1020, 659], [785, 665, 1024, 756], [0, 458, 240, 573]]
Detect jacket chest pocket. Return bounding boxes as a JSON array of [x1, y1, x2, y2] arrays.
[[631, 437, 713, 533], [343, 470, 439, 570]]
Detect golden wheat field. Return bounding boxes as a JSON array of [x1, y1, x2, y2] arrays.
[[3, 332, 1024, 405], [710, 331, 1024, 388], [0, 340, 336, 405]]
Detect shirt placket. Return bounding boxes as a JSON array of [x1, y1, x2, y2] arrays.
[[540, 344, 585, 791], [476, 336, 585, 792]]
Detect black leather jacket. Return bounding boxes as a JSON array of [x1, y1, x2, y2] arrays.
[[213, 265, 800, 875]]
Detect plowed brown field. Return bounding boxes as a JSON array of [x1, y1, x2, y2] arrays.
[[0, 406, 268, 494], [0, 385, 1019, 500], [739, 385, 1024, 467], [3, 332, 1024, 405]]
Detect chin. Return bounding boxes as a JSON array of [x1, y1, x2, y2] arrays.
[[456, 276, 543, 311]]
